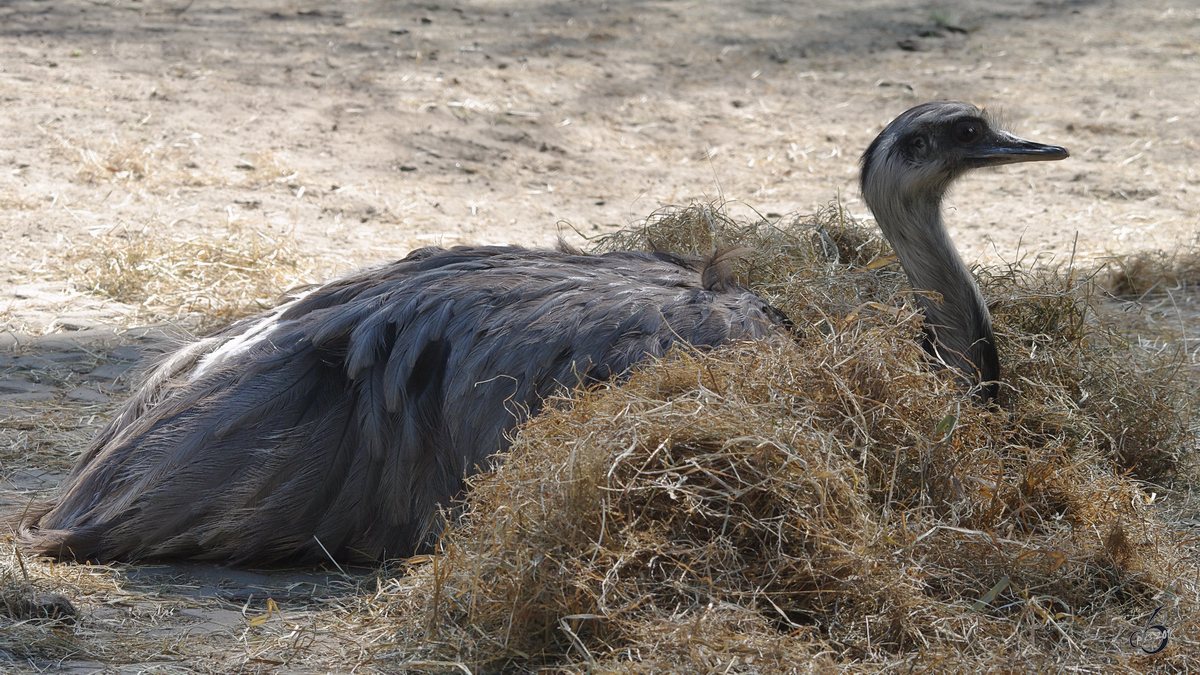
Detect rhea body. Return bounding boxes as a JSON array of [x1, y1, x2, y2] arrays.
[[18, 102, 1067, 565]]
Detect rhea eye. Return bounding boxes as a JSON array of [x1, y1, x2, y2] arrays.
[[909, 135, 927, 152], [953, 120, 983, 144]]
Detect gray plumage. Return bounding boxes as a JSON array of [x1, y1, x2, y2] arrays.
[[860, 101, 1067, 399], [18, 102, 1066, 565], [20, 247, 784, 564]]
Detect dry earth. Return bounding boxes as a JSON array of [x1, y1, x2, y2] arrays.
[[1, 0, 1198, 672]]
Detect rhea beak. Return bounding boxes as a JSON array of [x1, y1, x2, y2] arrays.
[[971, 131, 1070, 167]]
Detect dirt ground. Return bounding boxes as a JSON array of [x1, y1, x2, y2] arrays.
[[2, 0, 1199, 299], [1, 0, 1198, 672]]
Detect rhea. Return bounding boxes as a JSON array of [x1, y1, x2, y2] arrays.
[[18, 102, 1067, 565]]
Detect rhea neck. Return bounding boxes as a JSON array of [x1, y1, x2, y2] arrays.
[[867, 181, 999, 401]]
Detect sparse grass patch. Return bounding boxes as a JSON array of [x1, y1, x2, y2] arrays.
[[1101, 243, 1200, 298], [60, 223, 323, 332], [0, 399, 110, 471], [0, 189, 39, 211], [47, 130, 303, 192], [1, 549, 110, 664]]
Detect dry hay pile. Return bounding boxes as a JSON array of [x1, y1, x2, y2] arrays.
[[371, 204, 1197, 673], [4, 204, 1197, 672]]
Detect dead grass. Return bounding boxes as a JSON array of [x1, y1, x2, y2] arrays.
[[0, 189, 39, 211], [362, 204, 1198, 672], [3, 203, 1197, 672], [49, 130, 301, 191], [1, 549, 117, 664], [1101, 242, 1200, 298], [984, 265, 1196, 482], [0, 401, 110, 473], [59, 223, 323, 332]]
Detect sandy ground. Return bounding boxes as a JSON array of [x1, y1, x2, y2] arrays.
[[1, 0, 1198, 671], [2, 1, 1199, 294]]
